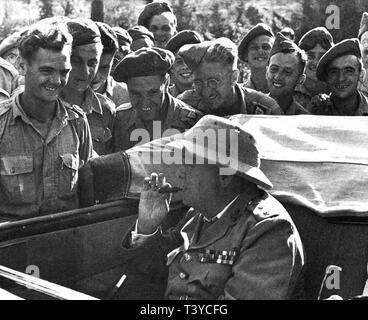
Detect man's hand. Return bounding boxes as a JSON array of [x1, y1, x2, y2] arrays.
[[137, 173, 172, 234]]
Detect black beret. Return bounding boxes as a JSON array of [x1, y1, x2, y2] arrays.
[[96, 22, 118, 54], [238, 23, 274, 62], [113, 26, 132, 47], [112, 47, 174, 82], [179, 37, 237, 71], [138, 1, 175, 28], [358, 12, 368, 40], [128, 25, 154, 42], [279, 27, 295, 41], [269, 32, 304, 58], [67, 18, 101, 47], [165, 30, 202, 54], [298, 27, 334, 51], [316, 38, 362, 82]]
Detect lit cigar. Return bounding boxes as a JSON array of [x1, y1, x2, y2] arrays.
[[158, 186, 183, 194]]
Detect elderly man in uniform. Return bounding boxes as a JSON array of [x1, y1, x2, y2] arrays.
[[165, 30, 202, 97], [311, 38, 368, 116], [111, 26, 132, 73], [358, 12, 368, 97], [266, 33, 309, 115], [60, 18, 116, 155], [177, 38, 282, 116], [111, 47, 203, 151], [238, 23, 275, 93], [0, 20, 93, 221], [128, 26, 155, 52], [295, 27, 334, 110], [91, 22, 130, 109], [117, 115, 304, 300], [138, 1, 177, 49]]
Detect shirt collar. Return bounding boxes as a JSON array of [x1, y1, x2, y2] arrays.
[[105, 76, 114, 98], [203, 195, 240, 222], [81, 87, 103, 115]]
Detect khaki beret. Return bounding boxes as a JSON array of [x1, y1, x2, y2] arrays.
[[128, 25, 154, 42], [359, 12, 368, 40], [0, 31, 23, 57], [165, 30, 202, 54], [96, 22, 118, 54], [238, 23, 274, 62], [316, 38, 362, 81], [67, 18, 101, 47], [179, 37, 237, 71], [138, 1, 175, 28], [299, 27, 334, 51], [269, 32, 303, 58], [112, 47, 174, 82], [113, 27, 132, 47]]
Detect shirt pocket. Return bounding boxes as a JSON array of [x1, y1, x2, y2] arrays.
[[0, 155, 36, 204], [91, 126, 112, 144], [58, 153, 79, 199]]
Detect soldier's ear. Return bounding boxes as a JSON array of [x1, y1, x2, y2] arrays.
[[359, 68, 366, 83], [18, 57, 27, 76], [231, 70, 239, 86]]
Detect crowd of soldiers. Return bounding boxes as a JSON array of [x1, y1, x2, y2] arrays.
[[0, 1, 367, 300]]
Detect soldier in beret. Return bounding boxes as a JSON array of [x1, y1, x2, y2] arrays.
[[111, 47, 203, 152], [137, 1, 177, 48], [128, 26, 155, 52], [59, 18, 116, 155], [238, 23, 275, 93], [91, 22, 130, 109], [117, 115, 304, 300], [311, 38, 368, 116], [0, 20, 93, 220], [111, 26, 132, 73], [165, 30, 203, 97], [295, 27, 334, 111], [358, 12, 368, 97], [177, 38, 282, 116], [266, 33, 309, 115]]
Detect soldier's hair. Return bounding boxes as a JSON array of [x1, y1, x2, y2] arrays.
[[275, 47, 307, 75], [203, 39, 238, 70], [19, 20, 73, 64]]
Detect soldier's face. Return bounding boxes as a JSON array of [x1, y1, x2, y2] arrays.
[[267, 52, 304, 98], [326, 55, 363, 100], [247, 35, 274, 70], [361, 32, 368, 69], [23, 47, 71, 103], [3, 47, 20, 68], [170, 52, 194, 87], [127, 75, 166, 122], [67, 43, 102, 92], [91, 53, 114, 91], [148, 12, 177, 48], [305, 44, 327, 81], [193, 61, 236, 112]]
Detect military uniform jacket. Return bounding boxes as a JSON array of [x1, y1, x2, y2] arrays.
[[121, 191, 304, 300], [113, 93, 203, 152], [0, 95, 93, 220], [178, 83, 282, 117]]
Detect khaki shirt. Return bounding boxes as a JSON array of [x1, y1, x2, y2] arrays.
[[280, 97, 310, 115], [311, 91, 368, 116], [0, 95, 93, 220], [103, 76, 130, 108], [178, 84, 282, 117], [121, 190, 304, 300], [113, 93, 203, 152]]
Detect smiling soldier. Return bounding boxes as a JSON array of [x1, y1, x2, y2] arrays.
[[266, 33, 309, 115], [137, 1, 177, 49], [0, 20, 93, 221], [358, 12, 368, 97], [111, 47, 203, 151], [311, 38, 368, 116]]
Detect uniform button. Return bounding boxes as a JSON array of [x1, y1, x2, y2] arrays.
[[184, 253, 192, 262], [179, 272, 187, 279]]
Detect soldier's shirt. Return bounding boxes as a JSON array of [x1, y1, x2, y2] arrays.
[[177, 83, 282, 116], [61, 87, 116, 155], [121, 190, 304, 300], [279, 97, 310, 115], [0, 94, 93, 220], [311, 91, 368, 116], [293, 83, 329, 113], [0, 57, 19, 102], [168, 84, 181, 98], [102, 76, 130, 109], [113, 93, 203, 152]]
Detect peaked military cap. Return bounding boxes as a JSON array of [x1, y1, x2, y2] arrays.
[[269, 32, 303, 58], [67, 18, 101, 47], [112, 47, 174, 82], [138, 1, 175, 29], [128, 25, 154, 42], [358, 12, 368, 40], [316, 38, 362, 82], [165, 30, 202, 54], [238, 23, 274, 62], [179, 37, 237, 71], [96, 22, 118, 53], [113, 26, 132, 47], [298, 27, 334, 51]]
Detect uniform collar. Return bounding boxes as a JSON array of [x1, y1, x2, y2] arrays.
[[203, 195, 239, 222], [81, 87, 103, 115]]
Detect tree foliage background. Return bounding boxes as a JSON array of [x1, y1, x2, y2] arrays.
[[1, 0, 368, 45]]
